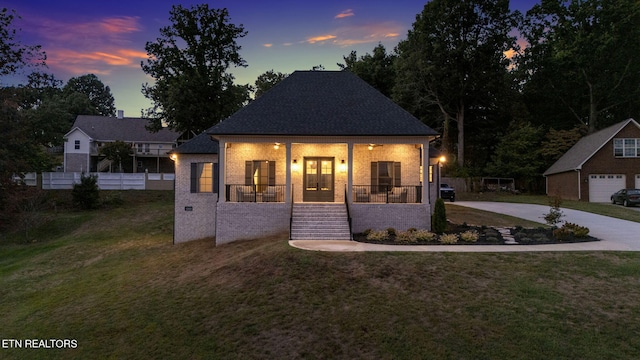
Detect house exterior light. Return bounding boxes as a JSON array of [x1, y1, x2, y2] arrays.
[[170, 154, 177, 161], [439, 155, 446, 163], [340, 159, 347, 173], [292, 159, 299, 172]]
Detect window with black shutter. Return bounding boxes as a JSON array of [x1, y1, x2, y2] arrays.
[[190, 162, 218, 193]]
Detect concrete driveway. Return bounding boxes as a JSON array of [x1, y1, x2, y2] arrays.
[[450, 201, 640, 251], [289, 202, 640, 252]]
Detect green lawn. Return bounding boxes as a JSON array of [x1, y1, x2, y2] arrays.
[[1, 191, 640, 359]]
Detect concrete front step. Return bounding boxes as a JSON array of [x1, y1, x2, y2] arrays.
[[290, 203, 351, 240]]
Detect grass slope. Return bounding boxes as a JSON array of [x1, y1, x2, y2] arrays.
[[1, 192, 640, 359]]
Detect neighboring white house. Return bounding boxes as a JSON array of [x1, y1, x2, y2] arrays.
[[172, 71, 440, 245], [63, 111, 181, 173]]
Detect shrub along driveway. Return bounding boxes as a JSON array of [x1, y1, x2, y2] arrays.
[[453, 202, 640, 251]]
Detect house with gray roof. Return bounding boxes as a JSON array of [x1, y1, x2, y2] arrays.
[[63, 112, 180, 173], [172, 70, 439, 244], [544, 118, 640, 202]]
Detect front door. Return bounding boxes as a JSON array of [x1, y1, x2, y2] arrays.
[[303, 157, 334, 202]]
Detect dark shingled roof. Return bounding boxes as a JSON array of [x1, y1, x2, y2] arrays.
[[208, 71, 438, 136], [69, 115, 180, 142], [543, 118, 639, 176], [171, 132, 219, 154]]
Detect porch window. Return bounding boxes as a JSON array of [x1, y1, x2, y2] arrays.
[[190, 162, 218, 193], [371, 161, 401, 192], [245, 160, 275, 192]]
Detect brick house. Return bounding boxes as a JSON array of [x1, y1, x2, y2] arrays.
[[544, 118, 640, 202], [172, 71, 439, 244]]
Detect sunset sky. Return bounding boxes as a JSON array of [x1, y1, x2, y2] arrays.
[[4, 1, 537, 117]]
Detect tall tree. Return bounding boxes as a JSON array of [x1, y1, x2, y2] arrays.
[[0, 8, 46, 79], [254, 70, 287, 98], [393, 0, 519, 167], [518, 0, 640, 133], [485, 120, 544, 191], [338, 43, 397, 98], [141, 5, 251, 135], [63, 74, 116, 116]]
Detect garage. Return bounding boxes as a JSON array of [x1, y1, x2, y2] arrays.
[[589, 174, 625, 202]]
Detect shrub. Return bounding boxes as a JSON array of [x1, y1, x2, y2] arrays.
[[553, 226, 572, 240], [533, 233, 550, 242], [407, 227, 417, 233], [395, 231, 416, 244], [413, 229, 436, 242], [386, 227, 397, 237], [486, 236, 500, 243], [432, 198, 447, 234], [460, 230, 479, 243], [439, 233, 458, 244], [363, 229, 372, 236], [366, 230, 389, 242], [543, 195, 564, 227], [72, 174, 100, 210], [563, 222, 590, 238]]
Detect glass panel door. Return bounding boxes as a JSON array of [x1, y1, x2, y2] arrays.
[[303, 157, 334, 202]]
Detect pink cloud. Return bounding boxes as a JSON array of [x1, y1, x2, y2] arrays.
[[335, 9, 355, 19], [307, 34, 337, 44], [16, 13, 145, 75], [46, 48, 147, 75], [306, 22, 403, 47]]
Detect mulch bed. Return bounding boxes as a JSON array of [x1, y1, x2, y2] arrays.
[[353, 223, 601, 245]]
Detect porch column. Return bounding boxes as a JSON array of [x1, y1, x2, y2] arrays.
[[218, 138, 226, 201], [286, 142, 292, 203], [347, 142, 353, 204], [422, 141, 429, 205]]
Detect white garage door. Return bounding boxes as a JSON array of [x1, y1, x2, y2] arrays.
[[636, 175, 640, 189], [589, 174, 625, 202]]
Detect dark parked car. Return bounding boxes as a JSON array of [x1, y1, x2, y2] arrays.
[[440, 183, 455, 202], [611, 189, 640, 207]]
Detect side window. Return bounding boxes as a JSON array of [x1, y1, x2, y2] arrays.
[[74, 140, 80, 150], [190, 162, 218, 193]]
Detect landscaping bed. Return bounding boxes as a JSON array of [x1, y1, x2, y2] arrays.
[[353, 223, 600, 245]]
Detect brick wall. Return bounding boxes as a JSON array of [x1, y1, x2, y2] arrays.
[[351, 203, 431, 233], [173, 154, 218, 243], [215, 202, 290, 244]]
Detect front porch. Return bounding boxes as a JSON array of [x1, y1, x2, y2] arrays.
[[218, 138, 430, 204], [214, 137, 433, 244]]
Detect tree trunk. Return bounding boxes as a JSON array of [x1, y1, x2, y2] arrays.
[[589, 99, 598, 134], [456, 101, 465, 167]]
